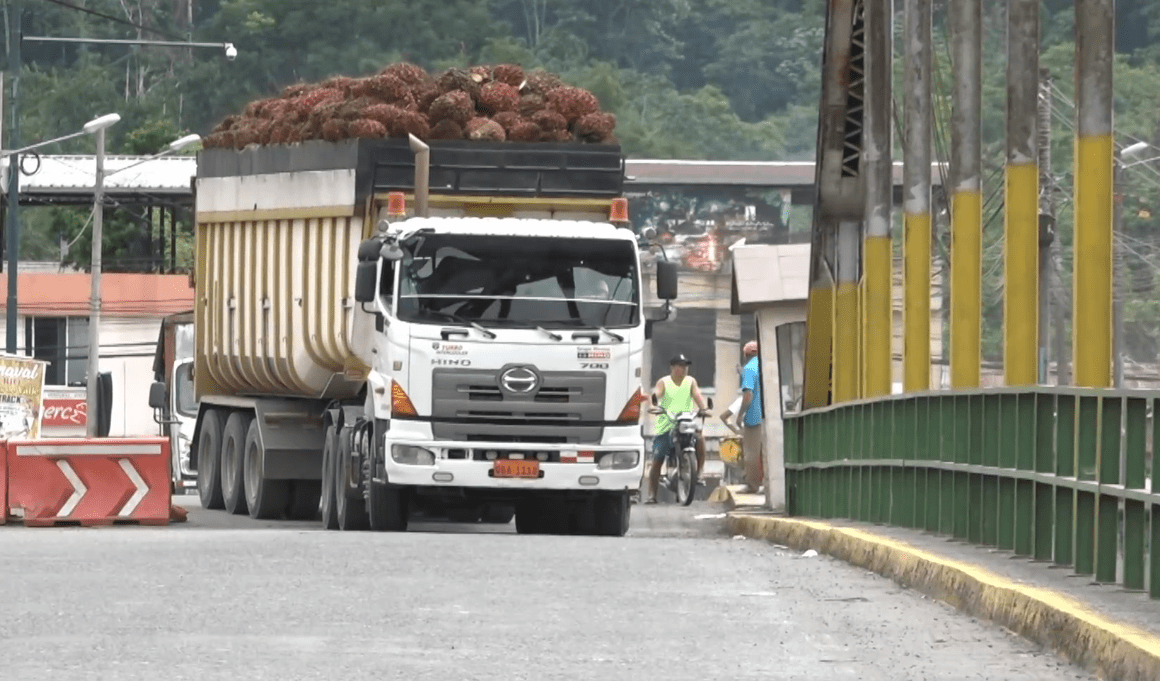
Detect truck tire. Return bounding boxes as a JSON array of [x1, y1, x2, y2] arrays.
[[334, 427, 369, 531], [481, 504, 515, 524], [319, 424, 339, 530], [514, 500, 545, 534], [594, 491, 630, 537], [286, 481, 321, 520], [221, 411, 251, 516], [244, 419, 290, 520], [196, 409, 225, 510], [367, 482, 408, 532]]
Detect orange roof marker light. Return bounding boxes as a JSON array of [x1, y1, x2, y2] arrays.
[[609, 197, 630, 227], [386, 192, 407, 220]]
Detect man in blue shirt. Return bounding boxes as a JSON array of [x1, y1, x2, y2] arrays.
[[734, 341, 764, 493]]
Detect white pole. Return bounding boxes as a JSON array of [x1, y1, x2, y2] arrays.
[[86, 128, 105, 437]]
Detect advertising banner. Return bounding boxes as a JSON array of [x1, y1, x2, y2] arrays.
[[0, 354, 48, 440]]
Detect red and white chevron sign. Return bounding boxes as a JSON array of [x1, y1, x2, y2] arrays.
[[5, 438, 171, 526]]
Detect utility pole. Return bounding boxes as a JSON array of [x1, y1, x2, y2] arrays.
[[863, 0, 893, 398], [902, 0, 932, 393], [1037, 70, 1054, 384], [5, 0, 21, 354], [1005, 0, 1039, 387], [949, 0, 982, 388], [1073, 0, 1115, 389]]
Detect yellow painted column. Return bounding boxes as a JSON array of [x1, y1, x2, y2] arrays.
[[949, 0, 982, 388], [1003, 0, 1040, 387], [1073, 0, 1114, 388], [902, 0, 931, 393], [950, 190, 982, 387]]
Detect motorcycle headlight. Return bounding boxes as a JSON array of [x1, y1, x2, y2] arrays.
[[678, 421, 698, 433], [391, 444, 436, 465], [597, 450, 640, 470]]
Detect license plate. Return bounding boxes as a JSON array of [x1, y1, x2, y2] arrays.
[[493, 459, 540, 478]]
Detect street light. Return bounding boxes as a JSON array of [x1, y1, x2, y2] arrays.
[[23, 36, 238, 61], [1112, 140, 1152, 387], [84, 129, 201, 437], [4, 6, 236, 352]]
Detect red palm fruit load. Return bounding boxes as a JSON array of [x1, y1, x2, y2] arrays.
[[531, 109, 567, 132], [428, 90, 475, 124], [380, 62, 430, 86], [392, 110, 431, 139], [466, 118, 506, 141], [350, 119, 388, 139], [208, 62, 616, 149], [366, 73, 410, 103], [429, 119, 465, 140], [492, 111, 521, 132], [508, 120, 542, 142], [321, 119, 349, 142], [492, 63, 525, 87], [477, 81, 520, 115], [523, 69, 563, 95], [574, 112, 616, 140], [547, 86, 600, 124]]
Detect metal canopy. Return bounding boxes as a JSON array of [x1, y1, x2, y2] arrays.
[[0, 155, 195, 205]]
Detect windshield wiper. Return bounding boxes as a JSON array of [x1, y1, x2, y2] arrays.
[[598, 326, 625, 342], [536, 326, 563, 341], [422, 310, 497, 339]]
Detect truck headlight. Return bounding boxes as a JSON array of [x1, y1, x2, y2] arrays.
[[597, 450, 639, 470], [391, 445, 436, 465]]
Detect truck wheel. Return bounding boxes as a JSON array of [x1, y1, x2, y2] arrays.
[[368, 482, 408, 532], [481, 504, 515, 524], [286, 481, 321, 520], [244, 419, 290, 520], [334, 427, 369, 531], [221, 411, 251, 516], [319, 424, 339, 530], [196, 409, 225, 510], [594, 492, 631, 537], [514, 500, 544, 534]]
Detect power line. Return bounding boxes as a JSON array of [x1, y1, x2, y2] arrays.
[[35, 0, 190, 43]]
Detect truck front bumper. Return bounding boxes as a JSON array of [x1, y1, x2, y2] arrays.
[[382, 440, 644, 492]]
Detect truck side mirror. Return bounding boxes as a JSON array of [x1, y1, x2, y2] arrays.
[[355, 237, 384, 303], [354, 262, 378, 303], [656, 260, 678, 300], [148, 381, 167, 411]]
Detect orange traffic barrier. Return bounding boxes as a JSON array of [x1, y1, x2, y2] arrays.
[[5, 438, 171, 527], [0, 440, 7, 525]]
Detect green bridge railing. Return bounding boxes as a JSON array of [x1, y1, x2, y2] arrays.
[[784, 387, 1160, 598]]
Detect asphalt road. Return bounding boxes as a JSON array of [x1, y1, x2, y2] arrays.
[[0, 497, 1093, 680]]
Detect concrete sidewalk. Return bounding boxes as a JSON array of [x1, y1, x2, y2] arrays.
[[714, 485, 1160, 681]]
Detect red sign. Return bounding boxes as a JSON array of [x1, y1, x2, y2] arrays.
[[43, 398, 87, 427], [6, 438, 171, 526]]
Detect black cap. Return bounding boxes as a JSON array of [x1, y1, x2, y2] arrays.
[[670, 354, 692, 366]]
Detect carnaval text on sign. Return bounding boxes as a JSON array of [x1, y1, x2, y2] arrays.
[[0, 354, 48, 439]]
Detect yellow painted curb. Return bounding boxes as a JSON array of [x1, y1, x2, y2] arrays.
[[727, 514, 1160, 681]]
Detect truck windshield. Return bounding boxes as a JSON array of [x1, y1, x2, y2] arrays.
[[397, 234, 638, 328], [174, 362, 198, 418]]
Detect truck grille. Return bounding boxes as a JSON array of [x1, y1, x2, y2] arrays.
[[431, 368, 606, 444]]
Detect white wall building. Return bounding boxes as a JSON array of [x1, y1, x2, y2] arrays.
[[0, 267, 194, 437]]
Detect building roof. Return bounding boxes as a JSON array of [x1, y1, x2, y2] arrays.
[[0, 272, 194, 318], [1, 154, 946, 201], [1, 155, 195, 198], [730, 242, 811, 313]]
